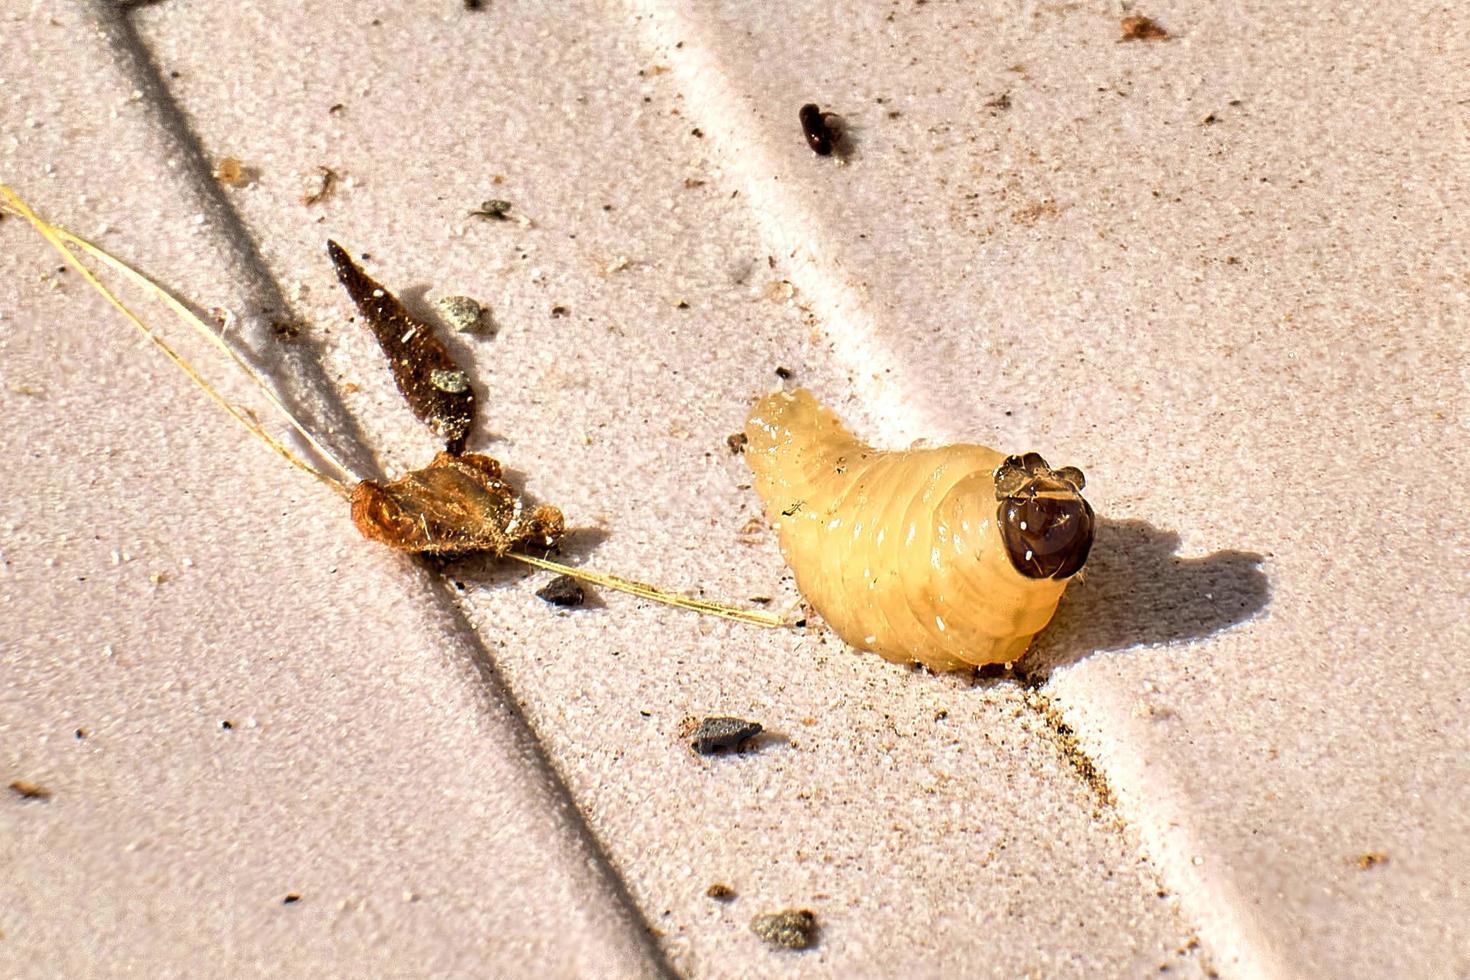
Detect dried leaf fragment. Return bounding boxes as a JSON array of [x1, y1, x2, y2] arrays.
[[301, 166, 338, 206], [351, 451, 564, 556], [327, 241, 476, 453], [750, 909, 818, 949], [1120, 14, 1169, 40]]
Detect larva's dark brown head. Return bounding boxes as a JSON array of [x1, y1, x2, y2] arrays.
[[994, 452, 1094, 580]]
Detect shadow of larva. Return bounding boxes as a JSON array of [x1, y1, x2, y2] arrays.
[[1020, 520, 1269, 679], [744, 389, 1095, 672]]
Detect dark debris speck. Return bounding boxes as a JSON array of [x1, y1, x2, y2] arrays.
[[536, 574, 586, 607], [689, 716, 763, 755]]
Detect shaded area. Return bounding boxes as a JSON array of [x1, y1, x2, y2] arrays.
[[1020, 518, 1269, 679], [89, 1, 379, 481]]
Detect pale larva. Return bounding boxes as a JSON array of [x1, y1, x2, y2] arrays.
[[744, 389, 1094, 672]]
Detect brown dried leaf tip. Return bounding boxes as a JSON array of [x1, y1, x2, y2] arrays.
[[327, 241, 476, 454], [751, 909, 818, 950], [1120, 14, 1169, 40], [351, 451, 565, 556]]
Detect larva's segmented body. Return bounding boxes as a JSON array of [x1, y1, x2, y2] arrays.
[[745, 389, 1094, 672]]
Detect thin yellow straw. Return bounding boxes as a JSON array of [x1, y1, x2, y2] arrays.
[[0, 184, 357, 490], [508, 552, 784, 627], [1, 184, 787, 629]]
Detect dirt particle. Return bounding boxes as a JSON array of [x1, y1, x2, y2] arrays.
[[727, 432, 748, 454], [774, 366, 793, 380], [213, 156, 253, 188], [1120, 14, 1169, 41], [221, 720, 234, 731], [9, 779, 51, 800], [706, 883, 736, 900], [282, 893, 301, 905], [1022, 689, 1116, 813], [687, 716, 763, 755], [985, 92, 1012, 111], [751, 908, 818, 949], [470, 199, 515, 221], [1356, 851, 1388, 870], [536, 574, 586, 608], [301, 166, 338, 206], [550, 304, 570, 318]]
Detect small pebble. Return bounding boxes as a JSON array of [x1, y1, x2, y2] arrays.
[[436, 295, 486, 333], [706, 883, 736, 900], [750, 909, 817, 949], [536, 574, 586, 607], [689, 716, 763, 755]]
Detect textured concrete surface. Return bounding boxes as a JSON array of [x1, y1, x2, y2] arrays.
[[2, 0, 1466, 977]]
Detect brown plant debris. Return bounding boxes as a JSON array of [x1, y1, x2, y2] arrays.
[[301, 166, 338, 206], [1120, 14, 1169, 40], [8, 779, 51, 800], [327, 240, 476, 453], [351, 452, 564, 556]]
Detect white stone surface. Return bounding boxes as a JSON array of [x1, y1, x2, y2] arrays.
[[2, 0, 1466, 977]]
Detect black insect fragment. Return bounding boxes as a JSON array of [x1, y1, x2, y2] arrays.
[[751, 909, 818, 950], [536, 574, 586, 607], [798, 103, 834, 156], [327, 241, 476, 454], [690, 716, 763, 755]]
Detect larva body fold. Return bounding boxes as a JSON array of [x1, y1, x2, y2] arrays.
[[745, 389, 1090, 672]]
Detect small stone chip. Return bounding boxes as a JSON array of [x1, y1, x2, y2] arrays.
[[430, 369, 470, 394], [536, 574, 586, 607], [689, 716, 763, 755], [706, 883, 736, 900], [436, 295, 485, 333], [750, 909, 817, 950], [726, 432, 748, 454]]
